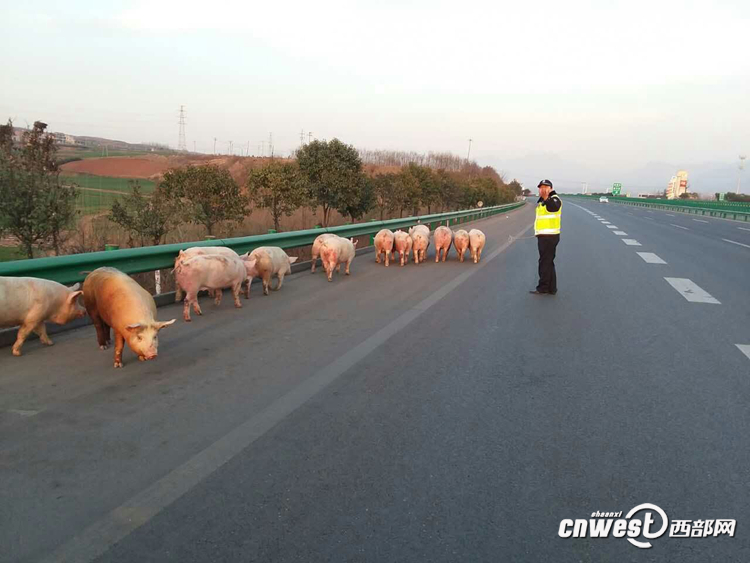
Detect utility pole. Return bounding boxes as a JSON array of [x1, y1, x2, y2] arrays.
[[300, 129, 305, 146], [193, 141, 196, 153], [308, 132, 313, 143], [260, 141, 265, 157], [229, 140, 233, 155], [467, 138, 473, 161], [177, 105, 187, 151], [269, 133, 274, 158], [213, 137, 217, 155], [246, 140, 250, 157]]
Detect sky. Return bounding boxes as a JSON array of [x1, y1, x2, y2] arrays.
[[2, 0, 749, 192]]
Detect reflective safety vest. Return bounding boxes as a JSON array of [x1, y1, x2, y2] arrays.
[[534, 197, 562, 235]]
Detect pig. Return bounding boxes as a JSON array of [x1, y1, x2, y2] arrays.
[[374, 229, 395, 267], [311, 233, 337, 273], [409, 224, 431, 264], [433, 226, 453, 263], [453, 229, 470, 262], [393, 230, 413, 266], [241, 246, 299, 296], [320, 236, 358, 282], [174, 254, 250, 322], [173, 246, 242, 302], [82, 267, 175, 368], [469, 229, 486, 263], [0, 276, 86, 356]]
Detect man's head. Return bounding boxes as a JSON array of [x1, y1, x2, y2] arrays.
[[538, 179, 553, 199]]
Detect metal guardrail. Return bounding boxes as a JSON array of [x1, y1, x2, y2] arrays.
[[0, 202, 526, 285], [568, 195, 750, 222]]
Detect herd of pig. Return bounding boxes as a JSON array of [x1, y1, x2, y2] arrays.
[[0, 225, 486, 367]]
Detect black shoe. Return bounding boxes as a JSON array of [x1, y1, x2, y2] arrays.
[[529, 290, 548, 295]]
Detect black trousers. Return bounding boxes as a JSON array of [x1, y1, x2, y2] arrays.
[[536, 234, 560, 293]]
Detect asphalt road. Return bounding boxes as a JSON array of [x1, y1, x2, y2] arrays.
[[1, 199, 748, 562]]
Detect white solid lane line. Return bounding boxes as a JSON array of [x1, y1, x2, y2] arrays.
[[666, 214, 675, 217], [693, 219, 709, 223], [613, 231, 627, 235], [622, 239, 642, 246], [606, 225, 618, 229], [671, 224, 689, 230], [723, 239, 750, 249], [738, 227, 750, 232], [636, 252, 667, 264], [737, 345, 750, 361], [664, 278, 721, 304]]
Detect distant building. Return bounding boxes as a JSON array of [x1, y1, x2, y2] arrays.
[[666, 170, 688, 199]]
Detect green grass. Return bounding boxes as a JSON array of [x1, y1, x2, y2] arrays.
[[62, 173, 155, 194], [0, 246, 26, 262], [58, 147, 177, 160]]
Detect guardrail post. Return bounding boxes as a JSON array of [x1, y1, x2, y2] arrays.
[[267, 229, 277, 234], [104, 244, 119, 251]]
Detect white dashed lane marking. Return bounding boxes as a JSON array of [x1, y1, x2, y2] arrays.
[[664, 278, 721, 304], [693, 219, 709, 223], [666, 214, 675, 217], [636, 252, 667, 264], [738, 227, 750, 232], [622, 239, 642, 246], [737, 345, 750, 362], [606, 225, 618, 229], [601, 221, 611, 225], [613, 231, 627, 235], [722, 239, 750, 250], [671, 224, 689, 230]]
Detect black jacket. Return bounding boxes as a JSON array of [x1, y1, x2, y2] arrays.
[[537, 190, 562, 212]]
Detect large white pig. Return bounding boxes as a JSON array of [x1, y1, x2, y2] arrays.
[[174, 254, 251, 322], [469, 229, 486, 263], [433, 226, 453, 263], [453, 229, 470, 262], [0, 276, 86, 356], [393, 230, 413, 267], [310, 233, 337, 273], [241, 246, 299, 296], [320, 236, 358, 282], [374, 229, 395, 267], [173, 246, 241, 302], [83, 268, 175, 368], [409, 224, 430, 264]]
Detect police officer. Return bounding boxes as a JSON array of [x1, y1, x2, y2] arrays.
[[530, 179, 562, 295]]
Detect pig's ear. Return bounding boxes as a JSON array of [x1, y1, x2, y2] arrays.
[[156, 319, 176, 331], [125, 323, 144, 333], [69, 290, 83, 303], [178, 249, 184, 256], [244, 258, 257, 272], [288, 257, 299, 264], [69, 282, 81, 291]]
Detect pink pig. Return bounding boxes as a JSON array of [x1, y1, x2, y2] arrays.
[[433, 226, 453, 263], [393, 231, 413, 266], [469, 229, 486, 263], [320, 236, 358, 282], [174, 254, 252, 322], [173, 246, 242, 302], [374, 229, 395, 267], [453, 229, 470, 262], [241, 246, 299, 296], [310, 233, 337, 273], [409, 225, 430, 264], [0, 276, 85, 356]]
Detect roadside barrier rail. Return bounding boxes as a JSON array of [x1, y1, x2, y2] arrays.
[[568, 195, 750, 222], [0, 202, 526, 285]]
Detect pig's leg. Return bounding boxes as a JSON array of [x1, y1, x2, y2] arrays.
[[345, 259, 352, 275], [11, 323, 36, 356], [91, 314, 110, 349], [435, 248, 441, 263], [113, 331, 125, 368], [336, 263, 341, 274], [242, 279, 250, 299], [262, 273, 271, 295], [183, 297, 192, 322], [33, 323, 53, 346], [275, 273, 284, 291], [232, 283, 242, 308], [214, 288, 223, 306], [442, 247, 448, 262], [385, 250, 390, 267], [375, 249, 381, 264]]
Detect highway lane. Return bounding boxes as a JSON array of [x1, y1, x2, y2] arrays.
[[3, 199, 750, 562]]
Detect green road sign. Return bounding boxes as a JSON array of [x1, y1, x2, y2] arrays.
[[612, 182, 622, 195], [719, 192, 726, 201]]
